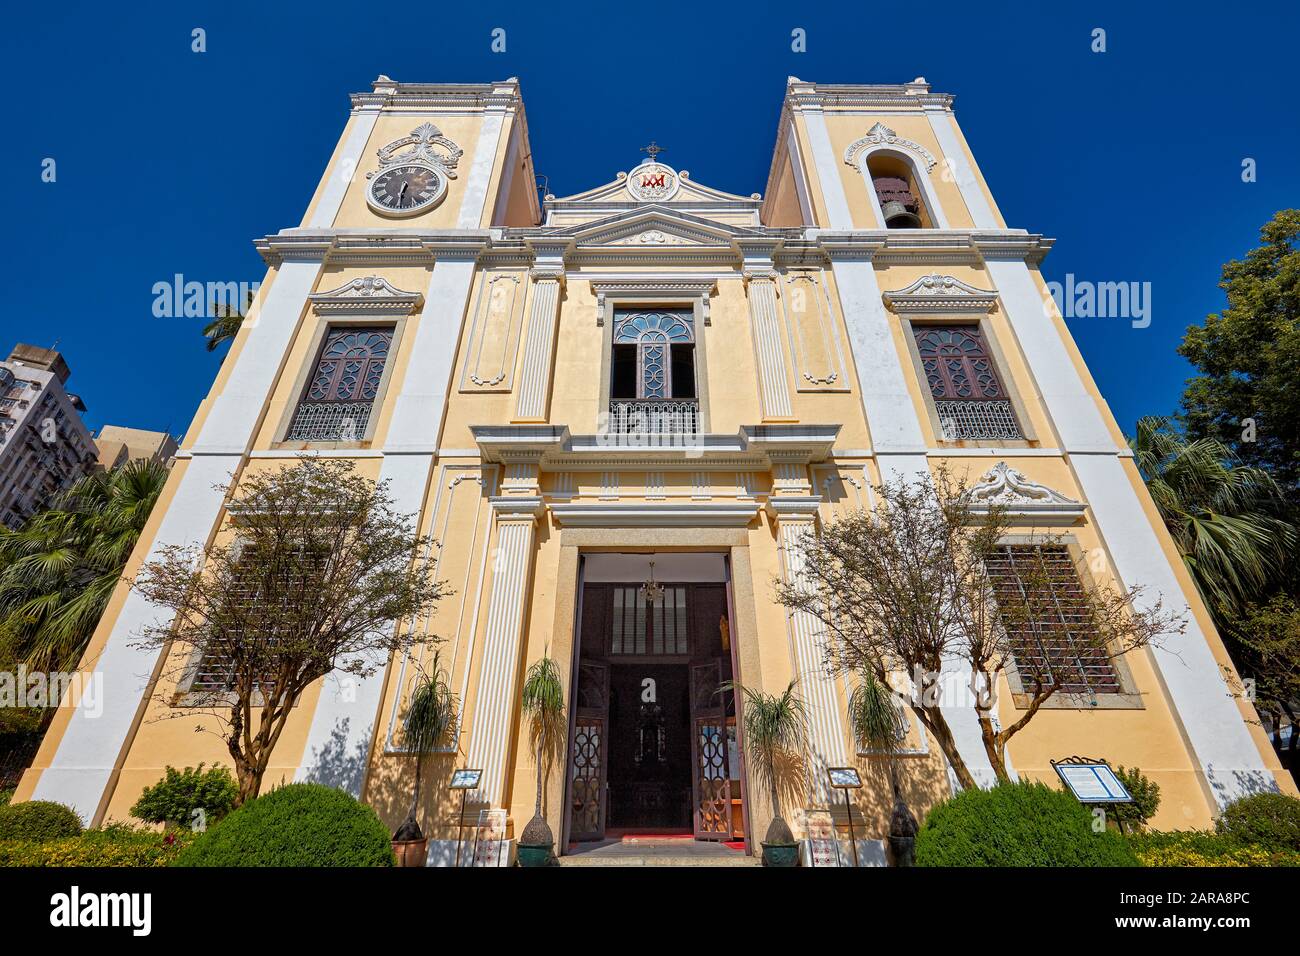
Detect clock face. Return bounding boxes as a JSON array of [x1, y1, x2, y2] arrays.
[[367, 164, 447, 216]]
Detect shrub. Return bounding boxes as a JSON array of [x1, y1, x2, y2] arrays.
[[1109, 764, 1160, 831], [915, 781, 1139, 867], [0, 788, 12, 807], [1129, 829, 1300, 867], [174, 783, 395, 867], [1215, 792, 1300, 851], [0, 824, 194, 867], [0, 800, 83, 843], [130, 764, 238, 829]]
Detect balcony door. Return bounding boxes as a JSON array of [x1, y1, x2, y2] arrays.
[[609, 309, 698, 435]]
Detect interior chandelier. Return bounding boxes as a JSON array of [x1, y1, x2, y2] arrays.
[[638, 560, 664, 603]]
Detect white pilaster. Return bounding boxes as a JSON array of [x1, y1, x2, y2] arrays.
[[744, 271, 794, 420], [307, 108, 381, 229], [33, 260, 324, 821], [799, 108, 854, 229], [514, 269, 563, 420], [384, 250, 481, 454], [464, 496, 544, 808], [822, 248, 926, 455], [923, 107, 998, 230], [770, 497, 848, 804], [457, 86, 514, 229], [984, 257, 1115, 453]]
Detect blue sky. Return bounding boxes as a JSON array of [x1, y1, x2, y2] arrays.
[[2, 1, 1296, 440]]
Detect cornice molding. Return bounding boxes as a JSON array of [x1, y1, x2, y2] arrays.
[[350, 76, 521, 112], [785, 77, 954, 112], [308, 276, 424, 314], [881, 274, 997, 313]]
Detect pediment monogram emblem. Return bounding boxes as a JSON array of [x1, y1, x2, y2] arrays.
[[626, 162, 680, 202]]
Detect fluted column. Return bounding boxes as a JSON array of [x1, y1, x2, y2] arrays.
[[464, 494, 544, 808], [744, 269, 794, 420], [514, 243, 568, 421], [769, 494, 848, 805]]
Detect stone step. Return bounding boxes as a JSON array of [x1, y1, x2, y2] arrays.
[[558, 853, 761, 867]]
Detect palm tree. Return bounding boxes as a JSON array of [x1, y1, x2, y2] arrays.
[[1131, 416, 1296, 621], [736, 679, 806, 849], [0, 459, 169, 672], [519, 657, 565, 855], [393, 653, 458, 843], [202, 292, 253, 353], [848, 669, 917, 865]]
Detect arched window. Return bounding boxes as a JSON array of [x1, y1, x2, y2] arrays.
[[611, 310, 695, 400], [867, 153, 933, 229], [288, 326, 394, 441]]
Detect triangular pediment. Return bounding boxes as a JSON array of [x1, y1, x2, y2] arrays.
[[544, 160, 763, 231], [553, 205, 766, 248]]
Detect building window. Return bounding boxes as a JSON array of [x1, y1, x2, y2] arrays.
[[610, 585, 688, 656], [984, 544, 1122, 697], [286, 326, 392, 442], [913, 323, 1022, 440], [187, 536, 330, 696], [609, 310, 699, 435]]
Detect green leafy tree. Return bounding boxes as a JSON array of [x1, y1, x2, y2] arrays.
[[519, 657, 565, 849], [392, 653, 458, 842], [1179, 209, 1300, 491], [131, 458, 448, 805], [0, 459, 169, 672], [1131, 416, 1295, 621], [775, 470, 1181, 789], [735, 679, 806, 845], [202, 290, 253, 353]]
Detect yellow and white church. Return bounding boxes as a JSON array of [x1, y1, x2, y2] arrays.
[[16, 75, 1294, 863]]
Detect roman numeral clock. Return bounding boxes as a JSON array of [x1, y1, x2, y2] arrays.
[[366, 122, 463, 217]]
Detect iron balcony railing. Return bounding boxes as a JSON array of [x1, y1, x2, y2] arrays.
[[935, 399, 1021, 441], [607, 399, 700, 437], [286, 401, 374, 442]]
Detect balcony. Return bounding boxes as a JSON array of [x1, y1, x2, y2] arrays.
[[286, 401, 373, 442], [934, 399, 1022, 441], [607, 399, 700, 437]]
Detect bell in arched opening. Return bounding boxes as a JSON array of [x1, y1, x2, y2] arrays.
[[872, 175, 922, 228]]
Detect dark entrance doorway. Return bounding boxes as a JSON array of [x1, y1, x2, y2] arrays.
[[567, 576, 743, 844]]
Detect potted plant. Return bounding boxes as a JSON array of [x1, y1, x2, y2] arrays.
[[737, 680, 806, 867], [849, 668, 916, 866], [517, 656, 565, 867], [392, 653, 458, 867]]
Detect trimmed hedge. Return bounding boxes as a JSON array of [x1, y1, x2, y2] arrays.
[[1129, 829, 1300, 867], [174, 783, 395, 867], [0, 800, 84, 843], [916, 781, 1139, 867], [1215, 792, 1300, 851], [130, 764, 238, 829], [0, 825, 194, 867], [0, 788, 12, 808]]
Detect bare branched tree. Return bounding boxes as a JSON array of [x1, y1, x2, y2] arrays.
[[132, 457, 449, 804], [774, 468, 1184, 788]]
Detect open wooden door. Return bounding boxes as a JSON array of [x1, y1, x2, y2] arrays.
[[568, 661, 609, 842], [689, 660, 733, 839]]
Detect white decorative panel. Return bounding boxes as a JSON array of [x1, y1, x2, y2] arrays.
[[459, 272, 525, 392], [781, 270, 849, 391]]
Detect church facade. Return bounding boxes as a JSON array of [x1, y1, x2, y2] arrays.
[[17, 75, 1292, 861]]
